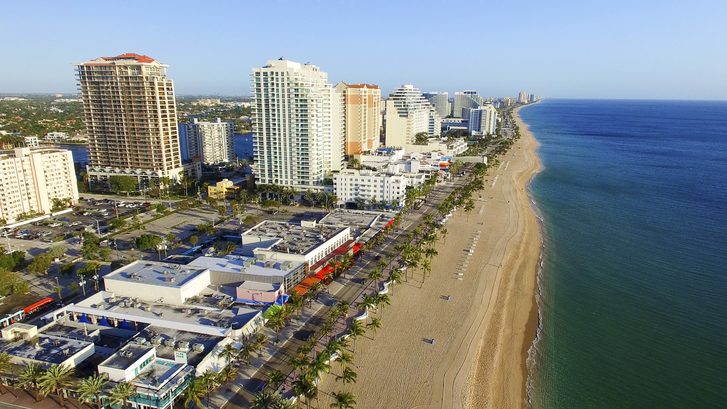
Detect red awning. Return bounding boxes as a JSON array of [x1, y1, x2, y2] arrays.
[[385, 218, 395, 228], [315, 265, 335, 280], [291, 285, 309, 296], [352, 242, 362, 254]]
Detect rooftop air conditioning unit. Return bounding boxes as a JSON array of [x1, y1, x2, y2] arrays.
[[164, 338, 176, 347], [192, 343, 204, 352]]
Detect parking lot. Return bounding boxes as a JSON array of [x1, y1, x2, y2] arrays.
[[3, 197, 156, 245]]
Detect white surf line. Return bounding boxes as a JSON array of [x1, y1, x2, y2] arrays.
[[491, 174, 499, 187]]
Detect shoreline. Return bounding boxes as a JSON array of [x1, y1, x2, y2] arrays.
[[465, 104, 543, 409], [315, 104, 543, 408]]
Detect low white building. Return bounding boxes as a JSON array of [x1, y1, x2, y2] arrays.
[[333, 169, 426, 208], [104, 261, 212, 305], [24, 136, 40, 148], [242, 220, 351, 269], [0, 148, 79, 224], [45, 132, 69, 141], [405, 138, 468, 156]]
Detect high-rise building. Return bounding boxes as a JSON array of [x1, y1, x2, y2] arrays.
[[252, 59, 343, 188], [385, 85, 440, 147], [518, 91, 529, 104], [423, 92, 451, 118], [0, 148, 79, 224], [178, 118, 234, 165], [334, 83, 382, 156], [453, 90, 482, 118], [467, 104, 498, 136], [77, 53, 183, 188]]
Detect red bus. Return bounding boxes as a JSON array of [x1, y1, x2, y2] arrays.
[[23, 297, 54, 315]]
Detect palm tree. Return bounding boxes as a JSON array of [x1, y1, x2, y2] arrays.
[[219, 343, 240, 365], [292, 375, 317, 409], [251, 389, 278, 409], [336, 351, 354, 369], [330, 391, 356, 409], [307, 353, 331, 379], [267, 369, 285, 390], [0, 352, 16, 397], [348, 320, 366, 349], [219, 365, 238, 384], [373, 293, 391, 315], [108, 381, 136, 409], [358, 294, 376, 312], [274, 397, 297, 409], [39, 364, 75, 407], [268, 312, 286, 342], [366, 317, 382, 337], [199, 370, 221, 407], [387, 269, 402, 293], [77, 373, 109, 409], [183, 378, 206, 408], [336, 366, 357, 386], [290, 354, 311, 376], [17, 363, 42, 401]]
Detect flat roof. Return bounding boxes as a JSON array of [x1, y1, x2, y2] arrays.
[[133, 358, 185, 390], [0, 335, 92, 365], [137, 326, 224, 367], [319, 209, 382, 228], [239, 281, 280, 292], [105, 260, 207, 289], [243, 221, 346, 256], [71, 291, 260, 337], [99, 344, 154, 370], [187, 255, 301, 278]]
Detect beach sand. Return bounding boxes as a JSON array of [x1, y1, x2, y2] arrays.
[[317, 106, 542, 409]]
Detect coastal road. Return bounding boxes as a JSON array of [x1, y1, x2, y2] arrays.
[[220, 181, 461, 408]]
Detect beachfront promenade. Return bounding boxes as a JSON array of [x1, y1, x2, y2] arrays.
[[215, 181, 461, 408]]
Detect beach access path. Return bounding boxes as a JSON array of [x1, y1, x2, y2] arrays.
[[316, 107, 542, 409]]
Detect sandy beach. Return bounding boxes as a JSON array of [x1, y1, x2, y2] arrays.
[[317, 106, 542, 409]]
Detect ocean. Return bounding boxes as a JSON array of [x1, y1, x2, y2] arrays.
[[522, 100, 727, 408]]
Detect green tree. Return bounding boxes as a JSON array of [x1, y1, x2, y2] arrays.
[[414, 132, 429, 145], [39, 364, 75, 407], [108, 175, 137, 195], [135, 234, 163, 251], [27, 253, 52, 275], [76, 373, 109, 409], [336, 366, 357, 386], [0, 352, 16, 396], [108, 381, 136, 409], [366, 317, 382, 336], [17, 363, 42, 401], [330, 391, 357, 409], [183, 378, 205, 408], [189, 235, 199, 246]]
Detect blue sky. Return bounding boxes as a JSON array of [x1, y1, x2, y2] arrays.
[[1, 0, 726, 99]]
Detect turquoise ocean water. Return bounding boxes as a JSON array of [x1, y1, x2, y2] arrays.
[[522, 100, 727, 408]]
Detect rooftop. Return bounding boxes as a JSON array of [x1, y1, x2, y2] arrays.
[[319, 209, 382, 229], [133, 358, 186, 390], [0, 335, 92, 365], [71, 291, 260, 337], [135, 326, 223, 367], [102, 53, 155, 63], [243, 221, 347, 256], [105, 260, 208, 289], [187, 255, 301, 278], [99, 344, 154, 370]]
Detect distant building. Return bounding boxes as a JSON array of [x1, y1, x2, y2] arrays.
[[179, 118, 234, 165], [0, 148, 79, 224], [423, 92, 451, 119], [518, 91, 529, 104], [467, 104, 498, 136], [252, 59, 343, 188], [207, 179, 239, 200], [385, 85, 440, 147], [23, 136, 39, 148], [334, 83, 382, 156], [333, 169, 425, 208], [45, 132, 69, 142], [76, 53, 184, 188], [453, 91, 482, 118]]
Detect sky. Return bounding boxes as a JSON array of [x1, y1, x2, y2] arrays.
[[1, 0, 726, 99]]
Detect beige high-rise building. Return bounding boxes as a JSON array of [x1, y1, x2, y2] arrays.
[[76, 53, 183, 188], [252, 59, 343, 189], [334, 83, 382, 156], [385, 85, 440, 147], [0, 148, 79, 225]]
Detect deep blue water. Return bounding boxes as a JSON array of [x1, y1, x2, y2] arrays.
[[522, 100, 727, 408]]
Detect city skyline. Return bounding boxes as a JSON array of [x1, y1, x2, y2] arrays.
[[2, 0, 726, 99]]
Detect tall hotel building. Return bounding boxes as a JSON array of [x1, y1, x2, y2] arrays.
[[334, 83, 382, 156], [76, 53, 184, 187], [252, 59, 343, 189], [178, 118, 234, 165], [452, 90, 483, 118], [0, 148, 79, 224], [423, 92, 451, 118], [385, 85, 440, 147]]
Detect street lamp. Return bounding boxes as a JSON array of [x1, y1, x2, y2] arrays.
[[79, 277, 87, 296]]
